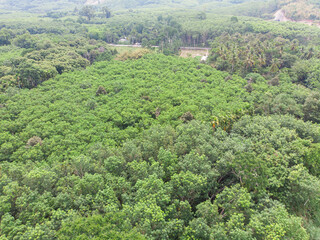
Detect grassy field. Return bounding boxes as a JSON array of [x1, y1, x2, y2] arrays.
[[110, 46, 155, 61], [179, 48, 209, 58], [111, 46, 145, 54]]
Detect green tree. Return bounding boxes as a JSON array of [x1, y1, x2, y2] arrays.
[[79, 6, 95, 21], [58, 213, 145, 240], [248, 200, 309, 240], [102, 6, 111, 18], [13, 33, 36, 49], [170, 171, 207, 205], [0, 28, 15, 46]]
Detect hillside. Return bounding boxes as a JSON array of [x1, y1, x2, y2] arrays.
[[0, 0, 268, 13], [0, 0, 85, 12], [3, 0, 319, 21], [277, 0, 320, 21]]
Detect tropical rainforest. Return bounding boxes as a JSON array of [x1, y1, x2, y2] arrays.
[[0, 0, 320, 239]]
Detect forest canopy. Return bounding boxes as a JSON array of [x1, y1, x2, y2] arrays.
[[1, 1, 320, 239]]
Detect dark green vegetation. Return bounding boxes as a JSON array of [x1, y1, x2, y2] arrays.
[[2, 54, 320, 239], [0, 19, 118, 91], [0, 35, 115, 90], [1, 1, 320, 239], [210, 32, 320, 81], [2, 7, 320, 91]]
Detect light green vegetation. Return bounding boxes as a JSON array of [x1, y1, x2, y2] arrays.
[[0, 55, 250, 156], [0, 46, 23, 64], [0, 0, 270, 13]]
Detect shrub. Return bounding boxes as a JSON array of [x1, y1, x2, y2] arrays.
[[180, 112, 194, 123], [96, 86, 107, 96], [26, 136, 43, 147]]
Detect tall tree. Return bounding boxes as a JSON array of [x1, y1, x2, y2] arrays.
[[79, 6, 95, 21], [102, 6, 111, 18]]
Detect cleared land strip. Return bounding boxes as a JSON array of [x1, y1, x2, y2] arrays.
[[179, 47, 211, 59]]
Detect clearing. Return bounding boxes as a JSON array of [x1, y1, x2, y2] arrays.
[[179, 47, 210, 60]]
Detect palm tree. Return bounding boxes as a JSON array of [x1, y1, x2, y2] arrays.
[[257, 54, 266, 68], [245, 54, 255, 69], [304, 47, 314, 60], [270, 59, 280, 73]]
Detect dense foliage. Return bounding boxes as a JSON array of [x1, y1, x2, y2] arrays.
[[0, 32, 116, 91], [1, 2, 320, 239], [1, 52, 320, 239], [209, 32, 320, 80]]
